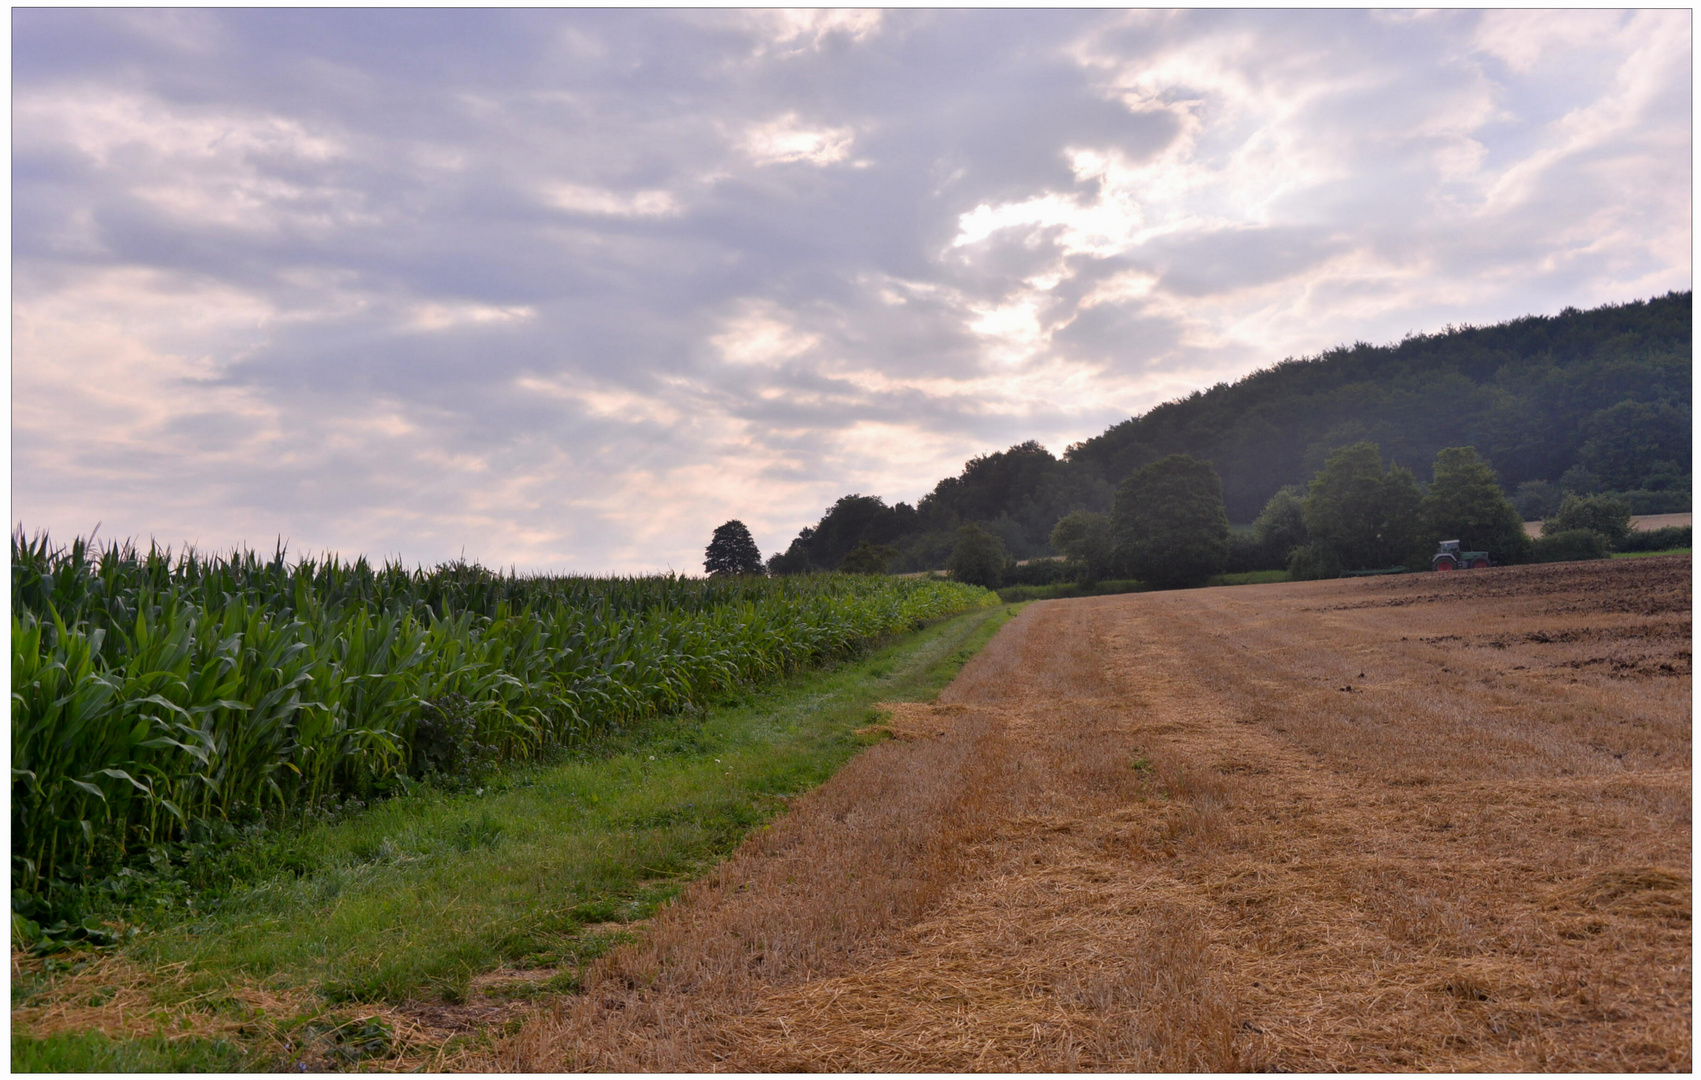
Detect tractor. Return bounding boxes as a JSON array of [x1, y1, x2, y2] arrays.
[[1431, 539, 1490, 571]]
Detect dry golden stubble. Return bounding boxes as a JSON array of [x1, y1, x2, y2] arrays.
[[478, 557, 1688, 1072]]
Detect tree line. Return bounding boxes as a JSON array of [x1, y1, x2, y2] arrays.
[[763, 292, 1690, 576]]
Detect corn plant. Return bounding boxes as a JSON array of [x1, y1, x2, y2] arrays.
[[12, 529, 997, 900]]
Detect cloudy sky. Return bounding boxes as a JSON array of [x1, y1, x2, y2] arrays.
[[13, 9, 1691, 572]]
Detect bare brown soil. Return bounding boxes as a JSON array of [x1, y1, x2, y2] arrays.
[[492, 556, 1691, 1072]]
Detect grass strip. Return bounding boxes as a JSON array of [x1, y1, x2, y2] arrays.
[[12, 603, 1020, 1072], [1610, 548, 1691, 559]]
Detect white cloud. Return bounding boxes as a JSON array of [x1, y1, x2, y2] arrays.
[[543, 183, 681, 217], [748, 8, 884, 53], [710, 301, 822, 366], [743, 113, 856, 166], [408, 302, 536, 332], [15, 89, 359, 235], [1472, 10, 1630, 75]]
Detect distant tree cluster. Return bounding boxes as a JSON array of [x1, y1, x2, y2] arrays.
[[762, 292, 1689, 580], [1069, 292, 1691, 522], [1277, 443, 1531, 577], [766, 441, 1113, 576]]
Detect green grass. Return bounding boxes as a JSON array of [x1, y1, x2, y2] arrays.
[[996, 568, 1296, 602], [1207, 569, 1291, 586], [995, 578, 1146, 603], [15, 602, 1021, 1072], [12, 1030, 252, 1074], [1610, 548, 1691, 559]]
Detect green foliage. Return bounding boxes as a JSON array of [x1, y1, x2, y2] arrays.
[[1048, 511, 1115, 582], [19, 605, 1011, 1022], [10, 530, 997, 926], [1422, 447, 1532, 563], [1209, 569, 1291, 586], [1230, 486, 1311, 571], [771, 442, 1113, 574], [1530, 529, 1611, 563], [1543, 494, 1633, 546], [769, 295, 1689, 573], [1576, 399, 1692, 490], [995, 579, 1146, 603], [947, 524, 1008, 588], [1602, 488, 1693, 515], [1071, 292, 1691, 520], [703, 520, 764, 577], [1286, 543, 1343, 581], [1513, 479, 1563, 520], [1112, 455, 1231, 589], [1302, 442, 1423, 570], [840, 540, 898, 575], [1615, 525, 1692, 553], [998, 559, 1075, 588]]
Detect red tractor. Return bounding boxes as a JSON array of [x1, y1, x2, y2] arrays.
[[1431, 539, 1490, 571]]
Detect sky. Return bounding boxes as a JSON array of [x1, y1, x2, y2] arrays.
[[12, 8, 1692, 573]]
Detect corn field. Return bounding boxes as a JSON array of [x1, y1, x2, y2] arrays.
[[12, 530, 997, 897]]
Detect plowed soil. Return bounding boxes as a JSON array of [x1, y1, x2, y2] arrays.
[[493, 556, 1691, 1072]]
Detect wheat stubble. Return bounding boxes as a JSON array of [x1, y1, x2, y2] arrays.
[[494, 557, 1690, 1071]]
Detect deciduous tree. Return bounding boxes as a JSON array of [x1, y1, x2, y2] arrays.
[[704, 520, 764, 576], [1252, 485, 1309, 566], [947, 523, 1007, 588], [1302, 442, 1422, 570], [1111, 454, 1230, 589], [1422, 447, 1531, 563]]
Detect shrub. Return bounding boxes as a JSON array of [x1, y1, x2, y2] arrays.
[[1530, 529, 1610, 563], [1000, 558, 1074, 587], [1286, 542, 1342, 581], [1614, 525, 1692, 553], [1222, 529, 1269, 573], [1543, 494, 1632, 546]]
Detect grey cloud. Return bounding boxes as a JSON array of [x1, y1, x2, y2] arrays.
[[13, 9, 1690, 570], [1151, 227, 1348, 298]]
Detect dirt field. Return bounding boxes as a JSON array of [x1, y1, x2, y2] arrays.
[[493, 556, 1691, 1072]]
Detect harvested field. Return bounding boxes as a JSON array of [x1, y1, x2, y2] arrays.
[[492, 556, 1691, 1072]]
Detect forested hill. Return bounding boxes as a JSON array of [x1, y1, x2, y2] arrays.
[[770, 291, 1692, 574]]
